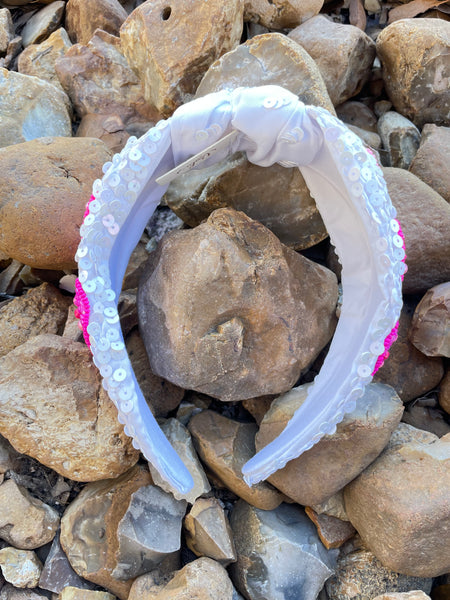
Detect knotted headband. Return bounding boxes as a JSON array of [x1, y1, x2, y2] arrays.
[[74, 86, 406, 493]]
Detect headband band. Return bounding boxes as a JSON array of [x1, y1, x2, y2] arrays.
[[74, 85, 406, 493]]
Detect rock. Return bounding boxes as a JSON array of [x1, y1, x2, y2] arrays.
[[0, 9, 13, 55], [21, 1, 65, 47], [230, 500, 337, 600], [76, 113, 130, 154], [128, 557, 236, 600], [120, 0, 244, 117], [62, 304, 84, 343], [0, 68, 71, 148], [196, 32, 334, 115], [60, 465, 152, 599], [0, 283, 71, 358], [18, 28, 72, 92], [164, 152, 328, 251], [145, 206, 184, 253], [244, 0, 323, 28], [0, 548, 42, 588], [344, 429, 450, 577], [409, 282, 450, 358], [377, 112, 420, 169], [0, 136, 112, 270], [335, 100, 377, 132], [311, 490, 350, 522], [0, 585, 48, 600], [255, 382, 403, 505], [148, 419, 210, 504], [137, 208, 337, 401], [326, 548, 432, 600], [66, 0, 128, 45], [0, 479, 59, 549], [409, 124, 450, 203], [402, 401, 450, 439], [0, 260, 23, 296], [113, 484, 187, 580], [0, 334, 139, 481], [372, 593, 431, 600], [184, 497, 236, 566], [431, 586, 450, 600], [288, 16, 375, 106], [55, 29, 157, 127], [118, 290, 138, 336], [439, 369, 450, 414], [304, 508, 356, 550], [374, 304, 444, 402], [0, 436, 21, 476], [59, 589, 116, 600], [189, 410, 283, 510], [348, 124, 382, 150], [383, 167, 450, 294], [376, 19, 450, 127]]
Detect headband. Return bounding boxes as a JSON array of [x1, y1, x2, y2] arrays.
[[74, 86, 406, 493]]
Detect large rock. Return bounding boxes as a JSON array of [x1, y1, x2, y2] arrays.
[[409, 282, 450, 358], [376, 19, 450, 127], [0, 68, 71, 148], [255, 382, 404, 506], [21, 1, 65, 47], [0, 136, 111, 270], [66, 0, 128, 44], [288, 15, 376, 106], [383, 167, 450, 294], [137, 208, 338, 401], [120, 0, 244, 116], [244, 0, 323, 29], [0, 334, 139, 481], [409, 124, 450, 203]]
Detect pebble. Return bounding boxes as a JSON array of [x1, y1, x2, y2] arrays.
[[304, 507, 356, 550], [0, 548, 42, 588], [409, 124, 450, 204], [244, 0, 323, 29], [21, 1, 65, 47], [65, 0, 128, 45], [377, 111, 421, 169], [59, 589, 116, 600], [409, 282, 449, 358]]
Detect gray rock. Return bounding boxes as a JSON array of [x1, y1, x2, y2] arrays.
[[0, 584, 48, 600], [378, 111, 420, 169], [409, 124, 450, 203], [21, 1, 65, 47]]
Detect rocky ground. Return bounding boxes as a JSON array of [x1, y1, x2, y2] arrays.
[[0, 0, 449, 599]]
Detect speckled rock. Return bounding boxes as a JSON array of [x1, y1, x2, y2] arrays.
[[244, 0, 323, 29], [76, 113, 130, 154], [0, 68, 71, 148], [409, 124, 450, 203], [0, 479, 59, 549], [0, 136, 111, 270], [376, 19, 450, 127], [120, 0, 244, 116], [439, 369, 450, 414], [137, 208, 337, 401], [409, 282, 450, 358], [372, 593, 431, 600], [0, 9, 13, 55], [377, 112, 420, 169], [0, 548, 42, 588], [189, 410, 283, 510], [255, 382, 403, 505], [21, 1, 65, 47], [59, 589, 116, 600], [0, 334, 139, 481], [288, 15, 375, 106], [66, 0, 128, 45]]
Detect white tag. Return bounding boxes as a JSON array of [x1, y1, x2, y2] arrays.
[[156, 130, 239, 187]]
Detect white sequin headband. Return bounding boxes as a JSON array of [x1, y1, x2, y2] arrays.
[[75, 86, 406, 493]]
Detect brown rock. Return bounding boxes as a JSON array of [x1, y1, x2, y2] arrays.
[[59, 588, 116, 600], [409, 124, 450, 203], [188, 410, 283, 510], [439, 369, 450, 414], [76, 113, 130, 154], [431, 586, 450, 600], [383, 167, 450, 294], [60, 465, 152, 599], [0, 8, 13, 55], [409, 282, 450, 357], [137, 208, 337, 401], [374, 304, 444, 402], [62, 303, 84, 343], [289, 16, 375, 106], [241, 396, 274, 425], [402, 401, 450, 439], [244, 0, 323, 28], [120, 0, 244, 117], [0, 334, 139, 481], [21, 1, 65, 47], [118, 291, 138, 336], [0, 136, 112, 270], [0, 479, 59, 550], [66, 0, 128, 44], [376, 19, 450, 127], [255, 382, 403, 506], [336, 100, 378, 132], [344, 430, 450, 577], [348, 124, 382, 150], [372, 592, 431, 600], [0, 585, 48, 600], [311, 490, 349, 522], [55, 29, 157, 127], [0, 548, 42, 588], [305, 507, 356, 550]]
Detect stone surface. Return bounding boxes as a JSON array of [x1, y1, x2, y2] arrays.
[[55, 29, 156, 127], [377, 111, 421, 169], [0, 548, 42, 588], [344, 429, 450, 577], [120, 0, 244, 116], [0, 9, 13, 55], [18, 28, 72, 92], [288, 16, 375, 106], [76, 113, 130, 154], [409, 282, 450, 358], [255, 382, 403, 505], [21, 1, 65, 47], [230, 500, 337, 600], [376, 19, 450, 127], [244, 0, 323, 28], [0, 334, 139, 481], [305, 508, 356, 550], [336, 100, 377, 132], [402, 400, 450, 439], [0, 68, 71, 148], [372, 592, 431, 600], [0, 479, 59, 549], [0, 283, 71, 358], [409, 124, 450, 203], [189, 410, 283, 510], [439, 369, 450, 414], [374, 304, 444, 402], [383, 167, 450, 294], [348, 123, 382, 150], [164, 152, 328, 251], [66, 0, 128, 44], [138, 208, 337, 401], [0, 136, 111, 270], [184, 497, 236, 566], [148, 419, 210, 504], [0, 585, 48, 600], [60, 465, 152, 599], [311, 490, 349, 522], [59, 589, 116, 600]]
